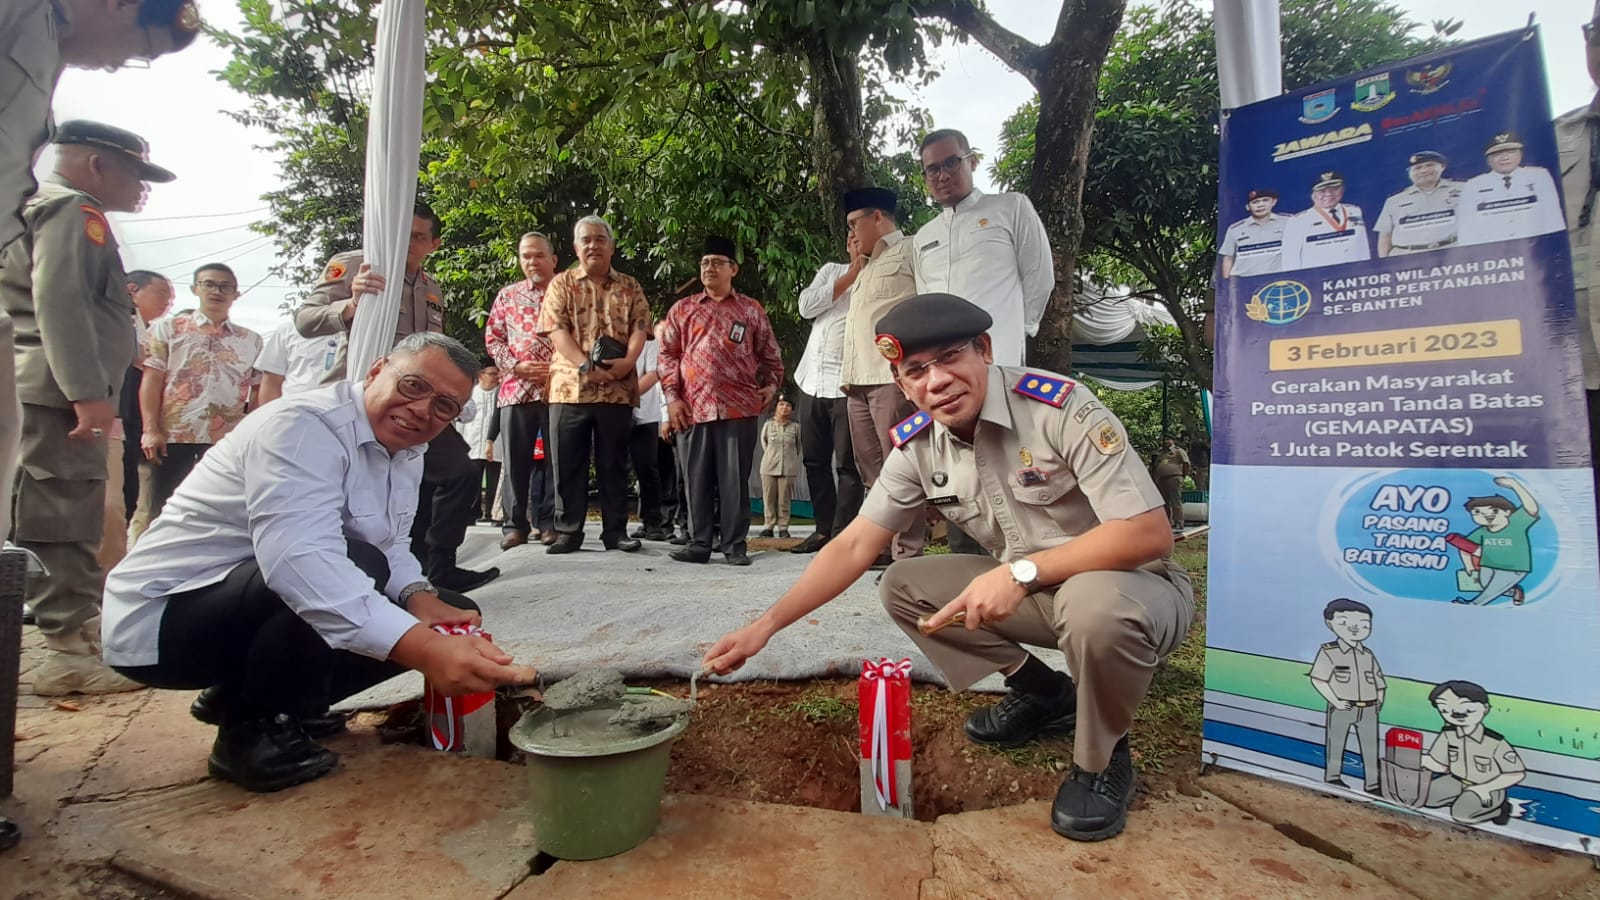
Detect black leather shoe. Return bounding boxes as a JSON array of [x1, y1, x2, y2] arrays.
[[641, 527, 669, 541], [757, 527, 775, 538], [724, 550, 752, 566], [630, 525, 648, 538], [964, 684, 1077, 748], [606, 538, 642, 552], [668, 527, 690, 545], [670, 547, 711, 563], [191, 687, 348, 740], [499, 531, 528, 550], [868, 553, 894, 570], [1051, 736, 1135, 842], [547, 538, 581, 555], [434, 566, 500, 593], [790, 532, 828, 554], [208, 714, 340, 793]]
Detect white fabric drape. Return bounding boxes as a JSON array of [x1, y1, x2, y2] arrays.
[[1213, 0, 1282, 110], [346, 0, 427, 383]]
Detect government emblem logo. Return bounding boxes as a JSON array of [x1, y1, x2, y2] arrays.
[[1405, 61, 1451, 95], [1246, 280, 1313, 325], [1351, 73, 1394, 112], [1299, 89, 1338, 125]]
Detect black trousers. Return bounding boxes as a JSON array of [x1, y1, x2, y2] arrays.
[[150, 443, 211, 518], [120, 365, 143, 520], [474, 460, 501, 519], [628, 422, 666, 530], [113, 540, 477, 723], [797, 391, 862, 536], [682, 417, 757, 555], [410, 427, 478, 576], [549, 402, 632, 543], [500, 401, 554, 535], [658, 433, 681, 528]]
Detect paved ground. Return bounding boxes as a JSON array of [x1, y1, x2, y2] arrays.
[[5, 627, 1597, 900]]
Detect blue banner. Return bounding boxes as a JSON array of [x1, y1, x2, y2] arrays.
[[1205, 29, 1600, 855]]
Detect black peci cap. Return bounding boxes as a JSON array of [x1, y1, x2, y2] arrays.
[[702, 235, 736, 261], [843, 187, 897, 215], [873, 293, 993, 362], [138, 0, 204, 50], [54, 121, 176, 182]]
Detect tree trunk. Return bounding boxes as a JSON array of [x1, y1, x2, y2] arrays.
[[803, 36, 868, 235], [1024, 0, 1127, 374]]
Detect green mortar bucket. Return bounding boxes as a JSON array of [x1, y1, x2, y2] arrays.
[[509, 692, 690, 860]]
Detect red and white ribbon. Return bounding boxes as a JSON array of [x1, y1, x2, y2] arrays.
[[864, 658, 913, 810], [428, 624, 487, 751]]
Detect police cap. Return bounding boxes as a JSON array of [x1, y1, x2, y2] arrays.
[[843, 187, 897, 216], [1311, 171, 1344, 191], [702, 235, 736, 261], [874, 293, 992, 362], [54, 121, 176, 182], [1246, 188, 1278, 202], [138, 0, 203, 50], [1408, 150, 1446, 166], [1483, 131, 1523, 155]]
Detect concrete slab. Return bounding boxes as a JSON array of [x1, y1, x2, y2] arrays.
[[55, 740, 539, 899], [75, 690, 211, 801], [338, 526, 1054, 710], [1203, 770, 1599, 900], [920, 795, 1407, 899], [505, 794, 933, 899]]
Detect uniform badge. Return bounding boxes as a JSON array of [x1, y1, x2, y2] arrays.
[[1092, 421, 1124, 456], [932, 471, 948, 487], [889, 411, 932, 449], [81, 205, 108, 246], [1018, 448, 1033, 467], [1012, 373, 1074, 408], [324, 260, 348, 281], [977, 218, 989, 227], [875, 334, 903, 361], [427, 293, 442, 307], [1016, 468, 1047, 487]]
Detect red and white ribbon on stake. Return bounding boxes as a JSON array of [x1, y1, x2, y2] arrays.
[[859, 658, 913, 811], [427, 624, 489, 751]]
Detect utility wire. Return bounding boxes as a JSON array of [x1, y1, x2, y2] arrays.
[[123, 221, 256, 246], [142, 235, 275, 273], [120, 206, 270, 223]]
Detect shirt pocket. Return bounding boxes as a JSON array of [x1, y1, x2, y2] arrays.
[[342, 468, 394, 543], [1009, 476, 1071, 537], [0, 27, 57, 129], [1472, 756, 1494, 776], [1332, 665, 1353, 684]]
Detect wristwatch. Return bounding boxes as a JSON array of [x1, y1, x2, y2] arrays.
[[1008, 559, 1039, 592], [398, 581, 436, 607]]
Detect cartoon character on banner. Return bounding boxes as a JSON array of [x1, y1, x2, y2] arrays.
[[1308, 599, 1385, 794], [1416, 680, 1527, 826], [1448, 476, 1540, 607]]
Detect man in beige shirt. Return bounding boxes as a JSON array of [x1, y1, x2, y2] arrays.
[[537, 215, 651, 553], [838, 187, 923, 561]]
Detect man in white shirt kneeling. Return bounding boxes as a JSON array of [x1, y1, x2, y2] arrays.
[[101, 333, 535, 793]]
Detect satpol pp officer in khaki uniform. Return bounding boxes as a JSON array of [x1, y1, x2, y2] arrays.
[[704, 293, 1194, 843], [1308, 598, 1385, 793], [1, 121, 177, 695]]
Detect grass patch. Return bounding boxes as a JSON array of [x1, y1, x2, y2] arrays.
[[787, 692, 857, 724], [1130, 535, 1208, 773]]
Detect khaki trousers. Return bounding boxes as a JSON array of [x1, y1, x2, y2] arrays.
[[881, 554, 1194, 771], [16, 404, 108, 637], [761, 474, 792, 527], [845, 383, 924, 558], [97, 436, 128, 572]]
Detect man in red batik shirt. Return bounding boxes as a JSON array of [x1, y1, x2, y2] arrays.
[[659, 236, 785, 566], [485, 232, 558, 549]]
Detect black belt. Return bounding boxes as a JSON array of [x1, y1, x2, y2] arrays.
[[1393, 238, 1457, 251]]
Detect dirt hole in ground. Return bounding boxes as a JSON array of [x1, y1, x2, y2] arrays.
[[375, 677, 1200, 822]]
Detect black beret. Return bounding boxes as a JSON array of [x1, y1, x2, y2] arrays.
[[1484, 131, 1523, 154], [54, 120, 176, 182], [702, 235, 736, 260], [1408, 150, 1446, 166], [843, 187, 897, 215], [1246, 188, 1278, 202], [873, 293, 993, 362], [138, 0, 203, 50]]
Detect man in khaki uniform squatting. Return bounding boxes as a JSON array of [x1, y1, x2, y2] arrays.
[[2, 122, 178, 695], [704, 293, 1194, 842]]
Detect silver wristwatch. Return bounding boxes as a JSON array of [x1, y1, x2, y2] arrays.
[[398, 581, 436, 606], [1008, 559, 1039, 592]]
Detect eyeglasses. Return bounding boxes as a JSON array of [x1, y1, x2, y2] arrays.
[[845, 211, 876, 230], [897, 341, 977, 384], [922, 152, 975, 180], [700, 258, 733, 269], [195, 279, 238, 293], [392, 370, 465, 420]]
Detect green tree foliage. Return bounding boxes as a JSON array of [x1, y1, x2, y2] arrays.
[[991, 0, 1458, 389], [214, 0, 938, 371]]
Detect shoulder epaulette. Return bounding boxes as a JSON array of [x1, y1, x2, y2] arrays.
[[1013, 372, 1075, 408], [889, 410, 933, 449], [1320, 641, 1338, 649], [1483, 728, 1504, 742]]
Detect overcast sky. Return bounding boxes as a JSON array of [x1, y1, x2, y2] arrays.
[[44, 0, 1596, 335]]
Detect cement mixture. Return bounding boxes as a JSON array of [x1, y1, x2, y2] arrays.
[[541, 668, 626, 710]]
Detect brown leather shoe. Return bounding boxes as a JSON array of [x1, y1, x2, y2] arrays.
[[539, 529, 560, 546], [499, 531, 528, 550]]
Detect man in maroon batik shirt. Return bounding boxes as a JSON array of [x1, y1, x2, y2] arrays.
[[658, 236, 785, 566]]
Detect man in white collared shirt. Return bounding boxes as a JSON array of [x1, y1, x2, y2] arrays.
[[791, 237, 864, 554], [911, 129, 1055, 367], [103, 333, 535, 793], [1458, 131, 1566, 247]]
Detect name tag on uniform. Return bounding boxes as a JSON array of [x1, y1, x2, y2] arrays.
[[918, 240, 941, 254], [728, 322, 747, 343], [1016, 467, 1048, 487], [928, 495, 961, 506]]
